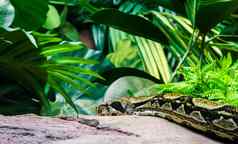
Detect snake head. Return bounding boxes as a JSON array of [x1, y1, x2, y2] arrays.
[[97, 96, 156, 116]]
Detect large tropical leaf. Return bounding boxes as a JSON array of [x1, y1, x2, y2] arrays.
[[43, 5, 61, 30], [186, 0, 238, 33], [96, 67, 162, 85], [91, 8, 168, 44], [9, 0, 49, 30]]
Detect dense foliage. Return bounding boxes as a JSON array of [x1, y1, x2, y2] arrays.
[[0, 0, 238, 115]]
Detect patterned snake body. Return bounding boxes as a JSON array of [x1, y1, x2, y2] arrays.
[[97, 94, 238, 142]]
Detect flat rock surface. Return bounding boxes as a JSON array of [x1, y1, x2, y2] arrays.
[[0, 114, 223, 144]]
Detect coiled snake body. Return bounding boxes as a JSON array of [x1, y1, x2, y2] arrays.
[[97, 94, 238, 142]]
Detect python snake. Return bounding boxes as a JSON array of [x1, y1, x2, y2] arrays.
[[97, 94, 238, 142]]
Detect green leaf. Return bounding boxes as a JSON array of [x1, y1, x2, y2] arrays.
[[42, 64, 104, 79], [41, 43, 85, 56], [32, 32, 63, 46], [50, 0, 79, 6], [60, 22, 81, 41], [10, 0, 49, 30], [50, 69, 96, 88], [52, 57, 98, 65], [91, 8, 168, 44], [48, 77, 79, 113], [106, 39, 143, 69], [43, 5, 61, 30], [186, 0, 238, 33], [48, 70, 90, 95], [133, 36, 171, 82], [95, 67, 162, 85]]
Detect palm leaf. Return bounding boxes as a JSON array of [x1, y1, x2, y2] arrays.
[[0, 29, 50, 114]]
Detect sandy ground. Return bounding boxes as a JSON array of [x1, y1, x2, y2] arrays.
[[0, 115, 224, 144]]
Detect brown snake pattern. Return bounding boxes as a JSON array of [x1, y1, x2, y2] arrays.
[[97, 94, 238, 142]]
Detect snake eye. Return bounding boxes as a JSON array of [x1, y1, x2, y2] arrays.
[[110, 101, 126, 113]]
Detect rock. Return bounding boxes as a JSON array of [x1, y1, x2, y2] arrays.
[[0, 114, 222, 144]]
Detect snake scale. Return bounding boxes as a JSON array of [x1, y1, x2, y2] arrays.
[[97, 94, 238, 142]]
